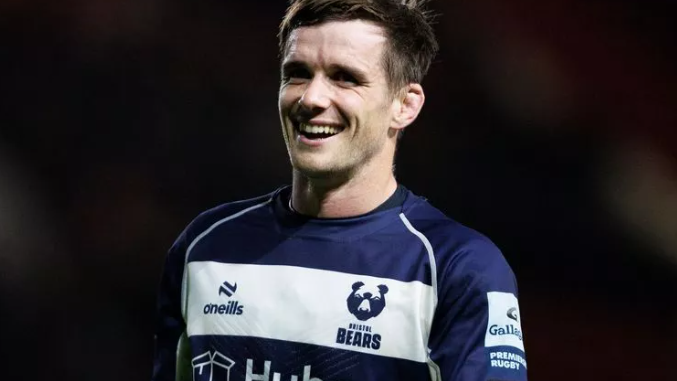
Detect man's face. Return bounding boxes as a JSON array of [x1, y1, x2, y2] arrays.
[[278, 20, 398, 179]]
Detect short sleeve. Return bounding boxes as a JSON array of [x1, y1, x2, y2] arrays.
[[428, 238, 528, 381]]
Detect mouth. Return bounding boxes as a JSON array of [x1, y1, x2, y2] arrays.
[[294, 121, 345, 140]]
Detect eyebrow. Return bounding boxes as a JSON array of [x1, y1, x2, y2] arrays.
[[280, 60, 307, 74], [328, 63, 369, 83], [281, 60, 370, 82]]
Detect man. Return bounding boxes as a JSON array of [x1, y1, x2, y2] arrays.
[[152, 1, 528, 380]]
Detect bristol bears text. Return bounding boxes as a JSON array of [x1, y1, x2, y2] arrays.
[[336, 281, 388, 350]]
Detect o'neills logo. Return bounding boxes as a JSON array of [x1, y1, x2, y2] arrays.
[[203, 300, 244, 315], [203, 280, 245, 315], [488, 324, 523, 341]]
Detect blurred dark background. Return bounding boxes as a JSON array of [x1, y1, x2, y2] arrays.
[[1, 0, 676, 380]]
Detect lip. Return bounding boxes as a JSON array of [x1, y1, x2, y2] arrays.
[[294, 127, 343, 147], [296, 132, 337, 147]]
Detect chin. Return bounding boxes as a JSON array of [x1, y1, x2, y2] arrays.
[[293, 164, 334, 179], [291, 158, 344, 180]]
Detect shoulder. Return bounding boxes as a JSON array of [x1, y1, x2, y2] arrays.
[[401, 192, 516, 292], [401, 191, 499, 256], [174, 189, 280, 249]]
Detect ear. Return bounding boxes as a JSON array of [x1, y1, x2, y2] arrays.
[[378, 285, 389, 295], [352, 281, 365, 291], [390, 83, 425, 131]]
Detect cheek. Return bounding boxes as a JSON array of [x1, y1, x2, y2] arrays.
[[279, 86, 301, 112], [340, 97, 384, 125], [359, 96, 392, 122]]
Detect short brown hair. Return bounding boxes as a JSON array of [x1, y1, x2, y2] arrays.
[[278, 0, 439, 93]]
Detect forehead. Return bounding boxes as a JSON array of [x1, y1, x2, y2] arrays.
[[284, 20, 387, 72]]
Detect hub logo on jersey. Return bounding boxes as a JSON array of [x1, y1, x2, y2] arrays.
[[485, 292, 524, 351], [192, 354, 322, 381], [192, 350, 235, 381], [203, 280, 244, 315], [346, 281, 388, 321], [246, 359, 322, 381], [335, 281, 387, 350]]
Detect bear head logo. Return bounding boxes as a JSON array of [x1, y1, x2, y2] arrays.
[[347, 281, 389, 321]]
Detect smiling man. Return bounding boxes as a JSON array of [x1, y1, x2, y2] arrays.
[[152, 1, 527, 381], [279, 17, 422, 217]]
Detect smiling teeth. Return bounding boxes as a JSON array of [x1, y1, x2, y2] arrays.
[[299, 123, 342, 135]]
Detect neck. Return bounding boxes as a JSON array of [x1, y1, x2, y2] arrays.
[[290, 160, 398, 219]]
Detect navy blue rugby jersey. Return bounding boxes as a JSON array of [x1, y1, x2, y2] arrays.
[[152, 186, 527, 381]]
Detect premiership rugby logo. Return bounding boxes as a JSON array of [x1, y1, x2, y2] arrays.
[[485, 292, 527, 371]]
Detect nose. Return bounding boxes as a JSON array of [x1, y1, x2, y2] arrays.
[[298, 76, 331, 113]]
